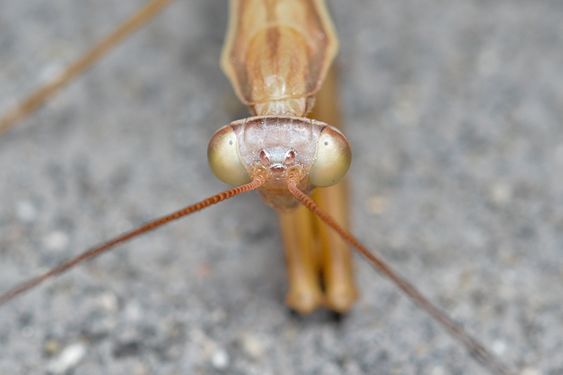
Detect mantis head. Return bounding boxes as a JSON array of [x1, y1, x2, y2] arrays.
[[208, 116, 351, 209]]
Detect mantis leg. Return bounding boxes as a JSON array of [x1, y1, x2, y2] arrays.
[[278, 206, 323, 314]]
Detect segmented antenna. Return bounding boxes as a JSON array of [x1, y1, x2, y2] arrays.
[[0, 177, 264, 306], [0, 0, 172, 134], [287, 181, 516, 375]]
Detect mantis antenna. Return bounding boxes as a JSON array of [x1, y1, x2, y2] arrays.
[[0, 0, 172, 134], [0, 177, 264, 306], [287, 180, 516, 375]]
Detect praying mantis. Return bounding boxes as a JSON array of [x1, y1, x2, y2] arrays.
[[0, 0, 560, 373]]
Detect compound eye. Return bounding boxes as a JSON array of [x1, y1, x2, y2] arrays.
[[309, 127, 351, 187], [208, 126, 251, 185]]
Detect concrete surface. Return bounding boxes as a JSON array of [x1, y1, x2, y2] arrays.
[[0, 1, 562, 374]]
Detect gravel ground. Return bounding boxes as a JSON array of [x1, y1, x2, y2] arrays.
[[0, 1, 562, 374]]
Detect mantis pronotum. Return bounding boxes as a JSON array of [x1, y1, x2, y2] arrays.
[[3, 1, 560, 371]]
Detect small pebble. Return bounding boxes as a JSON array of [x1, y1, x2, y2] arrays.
[[46, 342, 86, 374], [492, 339, 507, 355], [489, 182, 512, 206], [124, 302, 142, 322], [40, 63, 64, 84], [16, 201, 37, 223], [43, 339, 62, 356], [211, 348, 229, 370], [240, 333, 265, 359], [42, 230, 69, 252], [96, 292, 119, 313]]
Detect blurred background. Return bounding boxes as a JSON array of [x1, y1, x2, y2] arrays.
[[0, 1, 561, 374]]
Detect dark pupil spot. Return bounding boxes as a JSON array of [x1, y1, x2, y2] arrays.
[[284, 150, 296, 165], [324, 141, 329, 146], [229, 140, 233, 145], [259, 150, 270, 164]]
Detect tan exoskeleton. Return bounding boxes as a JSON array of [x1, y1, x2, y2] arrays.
[[0, 1, 516, 374], [210, 0, 356, 314]]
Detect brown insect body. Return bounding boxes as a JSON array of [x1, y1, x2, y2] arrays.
[[211, 0, 358, 315], [221, 0, 337, 116]]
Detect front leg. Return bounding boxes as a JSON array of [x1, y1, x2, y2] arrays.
[[278, 206, 324, 314]]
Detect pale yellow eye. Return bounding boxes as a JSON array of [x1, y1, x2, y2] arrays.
[[208, 126, 251, 185], [309, 127, 351, 187]]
